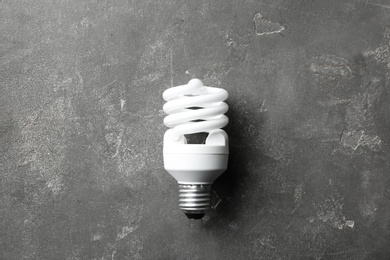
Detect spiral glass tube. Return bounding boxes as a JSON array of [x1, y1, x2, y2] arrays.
[[163, 78, 228, 139]]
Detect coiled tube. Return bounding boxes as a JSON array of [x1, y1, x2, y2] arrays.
[[163, 79, 228, 138]]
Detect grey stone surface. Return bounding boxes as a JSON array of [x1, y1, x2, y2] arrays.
[[1, 0, 390, 259]]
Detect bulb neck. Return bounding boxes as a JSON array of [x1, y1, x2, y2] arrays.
[[178, 184, 212, 219]]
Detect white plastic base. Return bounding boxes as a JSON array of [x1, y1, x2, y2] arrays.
[[163, 129, 229, 184], [164, 153, 228, 184]]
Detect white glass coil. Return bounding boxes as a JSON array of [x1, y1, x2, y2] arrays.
[[163, 79, 228, 137]]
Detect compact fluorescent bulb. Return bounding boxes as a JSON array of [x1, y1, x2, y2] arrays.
[[163, 79, 229, 219]]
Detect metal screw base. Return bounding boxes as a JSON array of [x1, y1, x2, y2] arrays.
[[178, 184, 211, 219]]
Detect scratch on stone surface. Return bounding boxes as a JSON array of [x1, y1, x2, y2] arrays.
[[105, 128, 124, 158], [345, 220, 354, 228], [359, 172, 381, 218], [315, 196, 354, 229], [255, 236, 277, 250], [321, 174, 333, 186], [18, 98, 72, 196], [229, 222, 239, 231], [317, 98, 350, 107], [136, 20, 174, 84], [95, 80, 119, 102], [92, 234, 102, 241], [361, 171, 371, 189], [116, 225, 138, 240], [341, 3, 356, 12], [324, 248, 360, 257], [203, 62, 231, 86], [364, 28, 390, 67], [257, 3, 318, 16], [103, 79, 117, 89], [310, 55, 352, 80], [80, 17, 93, 29], [253, 12, 285, 36], [213, 199, 222, 209], [120, 99, 125, 111], [335, 76, 384, 154], [170, 48, 173, 87], [360, 196, 379, 217], [261, 135, 295, 161], [259, 99, 268, 112], [292, 183, 304, 213], [46, 177, 64, 195], [211, 190, 222, 209], [340, 130, 381, 151], [307, 52, 385, 156], [366, 2, 390, 9], [294, 184, 304, 204], [75, 70, 83, 85]]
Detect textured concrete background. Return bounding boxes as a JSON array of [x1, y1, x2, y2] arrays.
[[1, 0, 390, 259]]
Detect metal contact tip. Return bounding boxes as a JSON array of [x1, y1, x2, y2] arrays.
[[185, 213, 205, 220]]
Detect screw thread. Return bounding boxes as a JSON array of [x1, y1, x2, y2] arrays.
[[178, 184, 211, 216]]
